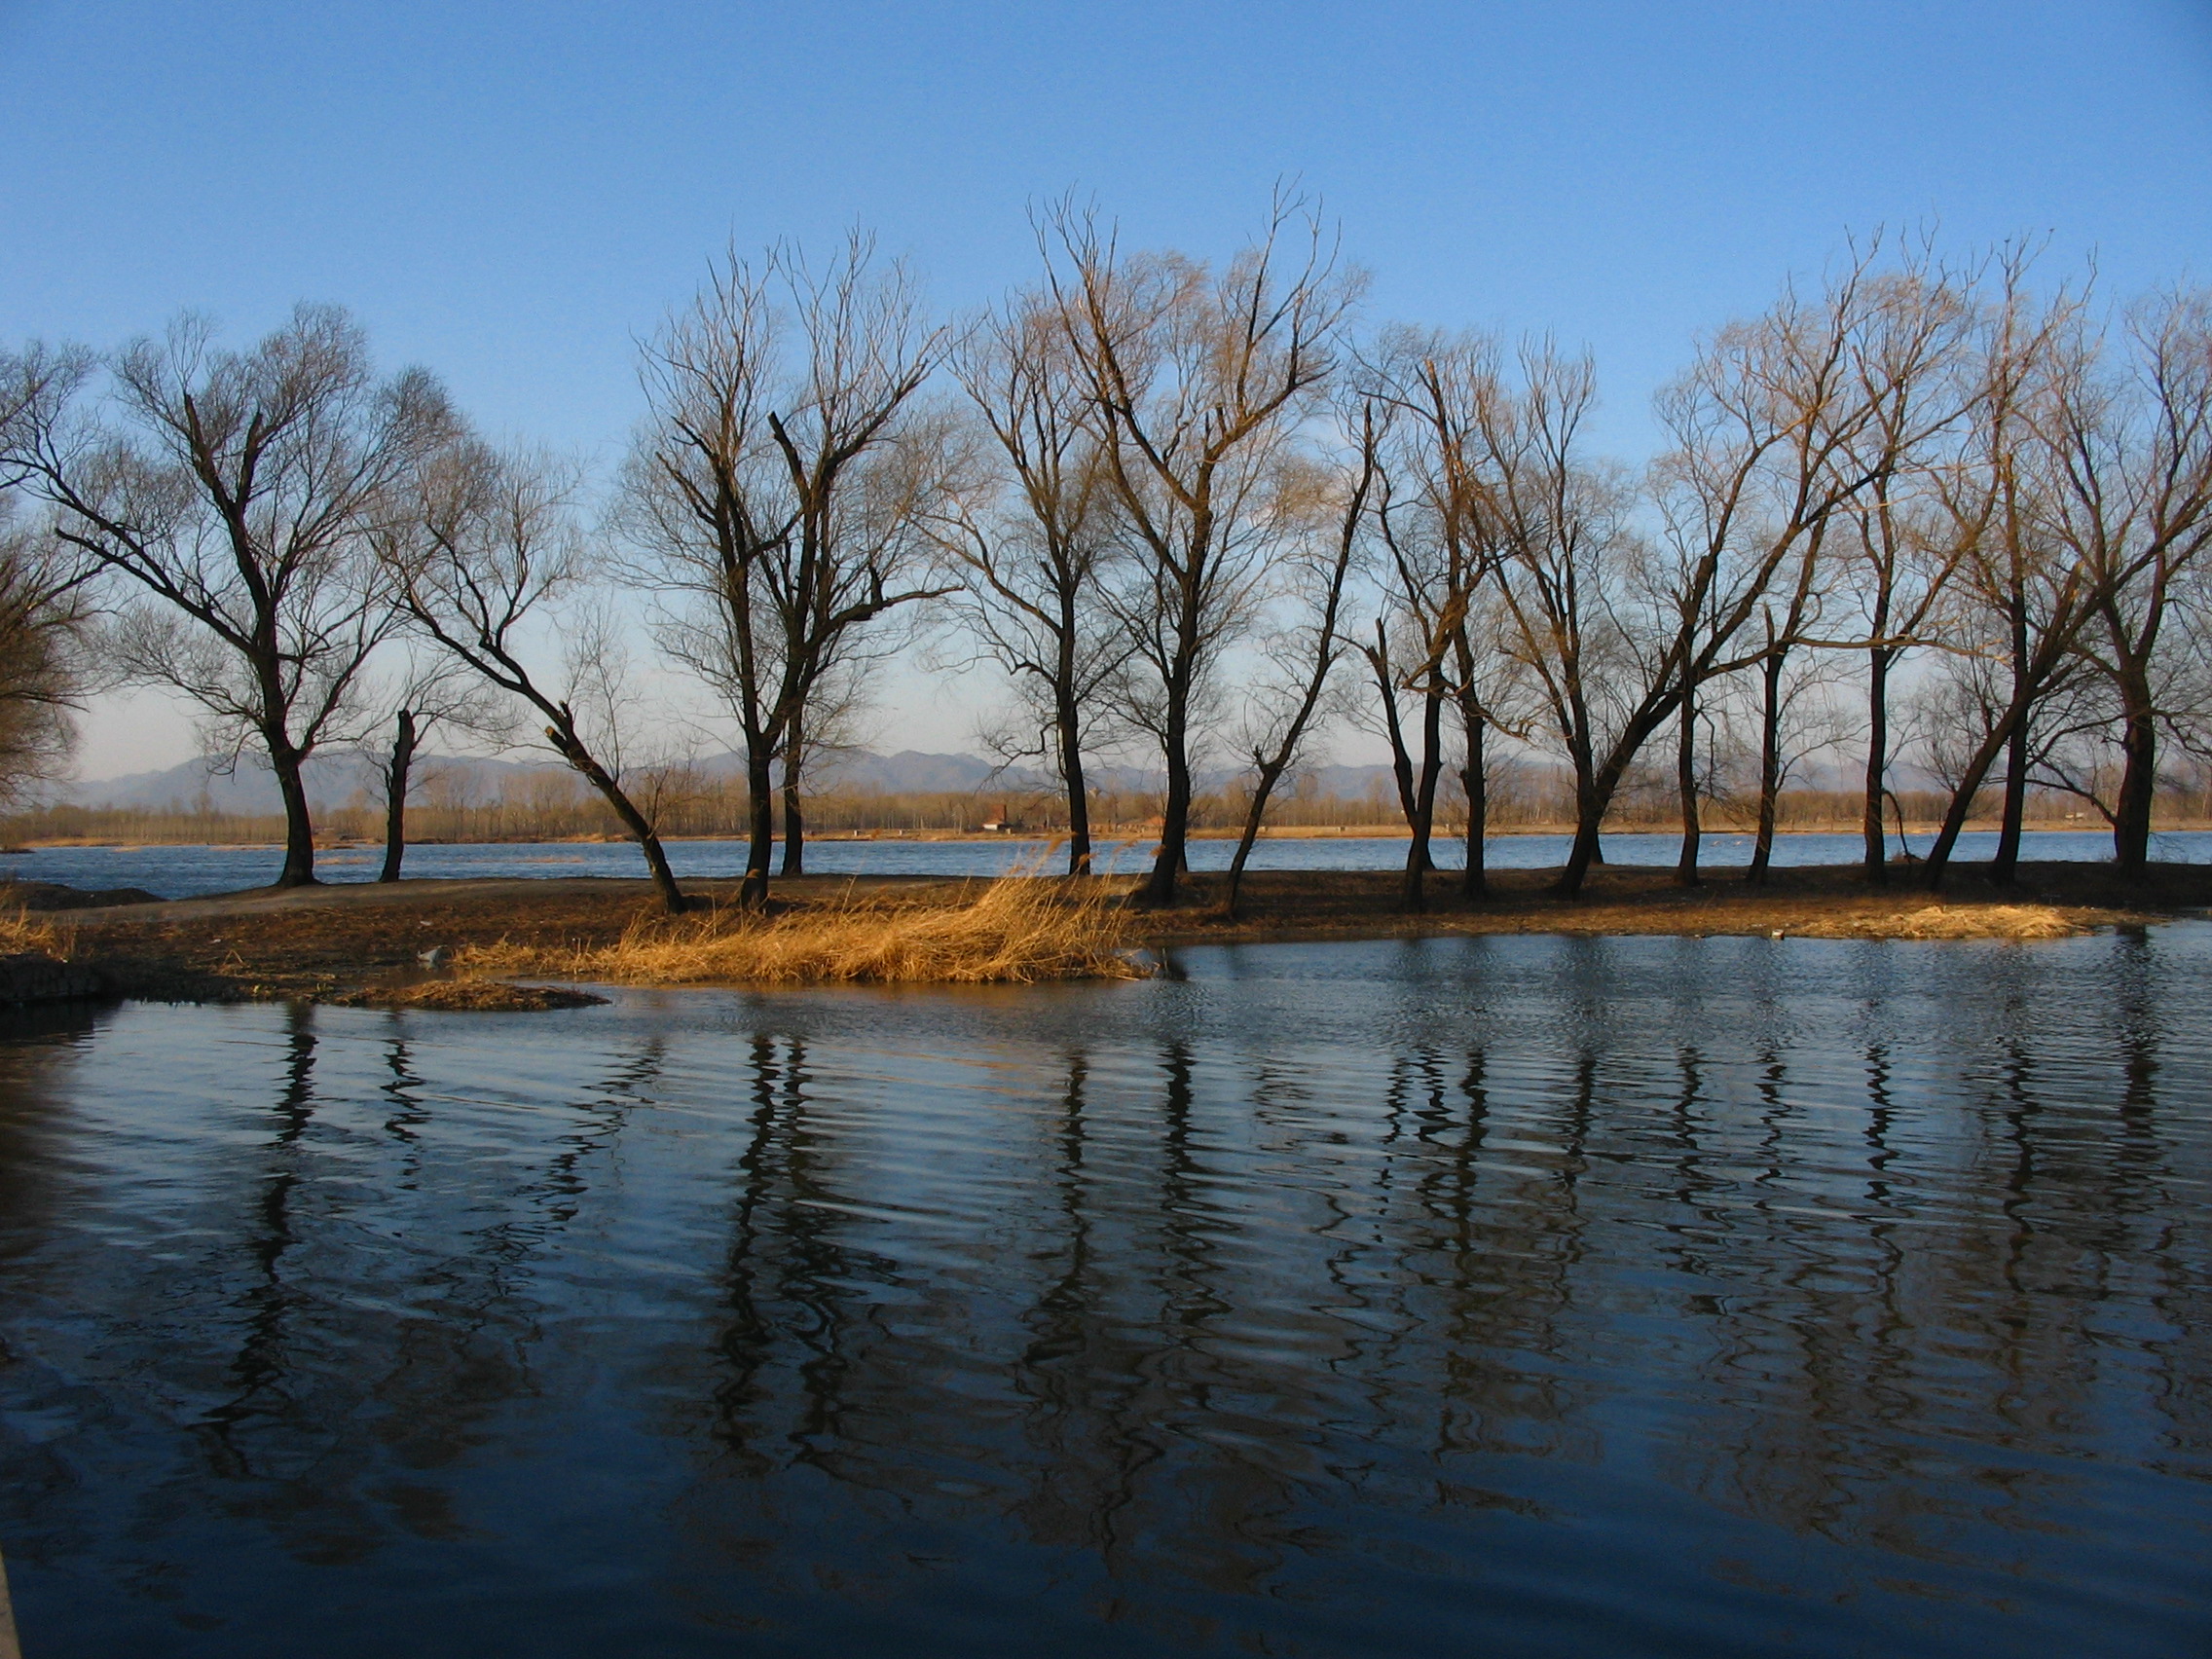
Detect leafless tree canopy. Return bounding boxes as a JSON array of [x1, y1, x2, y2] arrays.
[[2, 304, 453, 884], [621, 235, 948, 903], [3, 215, 2207, 897]]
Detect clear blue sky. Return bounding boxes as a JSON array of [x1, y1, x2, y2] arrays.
[[5, 0, 2208, 772]]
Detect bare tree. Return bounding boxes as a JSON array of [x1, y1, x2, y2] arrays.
[[2040, 288, 2212, 874], [3, 306, 452, 885], [1812, 261, 1982, 880], [1364, 332, 1515, 909], [622, 236, 947, 906], [354, 650, 509, 881], [1046, 196, 1360, 905], [933, 291, 1125, 873], [1918, 269, 2099, 888], [1556, 250, 1940, 897], [1220, 407, 1377, 917], [383, 439, 690, 911], [1475, 343, 1639, 888]]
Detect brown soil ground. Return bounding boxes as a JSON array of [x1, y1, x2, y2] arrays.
[[24, 858, 2210, 1006]]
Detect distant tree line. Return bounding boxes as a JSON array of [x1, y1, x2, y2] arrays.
[[2, 206, 2207, 909]]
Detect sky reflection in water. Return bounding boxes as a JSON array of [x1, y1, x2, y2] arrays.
[[0, 929, 2207, 1656]]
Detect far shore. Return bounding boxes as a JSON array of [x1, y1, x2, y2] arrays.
[[4, 820, 2197, 852], [10, 858, 2207, 1010]]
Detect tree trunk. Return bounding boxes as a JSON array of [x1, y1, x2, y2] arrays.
[[1460, 711, 1488, 900], [742, 740, 776, 908], [1923, 704, 2021, 890], [1141, 671, 1193, 907], [1401, 685, 1444, 913], [1989, 602, 2032, 885], [1750, 651, 1785, 883], [781, 774, 806, 877], [1675, 681, 1702, 887], [270, 741, 318, 888], [1557, 754, 1609, 896], [379, 708, 418, 883], [1862, 645, 1893, 883], [1990, 719, 2028, 884], [1057, 687, 1092, 876], [546, 723, 686, 913], [2112, 665, 2157, 874]]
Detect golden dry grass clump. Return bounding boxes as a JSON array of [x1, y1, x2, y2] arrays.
[[0, 907, 69, 957], [1858, 904, 2090, 940], [459, 874, 1149, 988]]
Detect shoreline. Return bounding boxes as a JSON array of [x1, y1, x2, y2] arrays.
[[10, 859, 2207, 1010], [4, 821, 2202, 852]]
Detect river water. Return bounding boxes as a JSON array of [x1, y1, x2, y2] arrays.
[[1, 930, 2207, 1656], [5, 827, 2208, 900]]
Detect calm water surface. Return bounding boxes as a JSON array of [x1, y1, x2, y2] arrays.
[[1, 931, 2207, 1656], [5, 826, 2208, 899]]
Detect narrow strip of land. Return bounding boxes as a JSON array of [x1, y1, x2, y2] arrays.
[[7, 859, 2202, 1006]]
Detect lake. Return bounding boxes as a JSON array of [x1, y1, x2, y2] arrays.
[[0, 930, 2207, 1656], [5, 826, 2207, 900]]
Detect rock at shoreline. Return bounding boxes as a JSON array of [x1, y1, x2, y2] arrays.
[[0, 951, 109, 1005]]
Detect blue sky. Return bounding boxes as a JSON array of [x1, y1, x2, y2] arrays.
[[5, 0, 2209, 772]]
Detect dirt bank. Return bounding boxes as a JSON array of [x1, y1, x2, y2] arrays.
[[23, 858, 2205, 1006]]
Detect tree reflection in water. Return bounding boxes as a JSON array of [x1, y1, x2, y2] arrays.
[[0, 931, 2208, 1657]]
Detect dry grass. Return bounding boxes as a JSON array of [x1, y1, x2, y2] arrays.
[[1839, 904, 2092, 940], [0, 906, 70, 957], [456, 873, 1149, 987]]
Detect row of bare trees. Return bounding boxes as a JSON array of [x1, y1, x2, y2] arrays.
[[2, 210, 2207, 911]]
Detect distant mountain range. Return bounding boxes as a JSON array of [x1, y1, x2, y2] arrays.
[[66, 749, 1410, 813]]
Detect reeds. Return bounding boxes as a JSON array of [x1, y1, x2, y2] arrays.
[[458, 873, 1149, 987], [0, 907, 68, 957]]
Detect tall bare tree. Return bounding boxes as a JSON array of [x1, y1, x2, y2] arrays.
[[1812, 262, 1981, 879], [1365, 332, 1514, 909], [1541, 251, 1943, 897], [355, 650, 508, 882], [1220, 407, 1377, 918], [622, 237, 947, 905], [1474, 343, 1638, 889], [933, 291, 1124, 873], [1917, 269, 2099, 888], [3, 306, 452, 885], [383, 439, 690, 912], [1046, 197, 1359, 905], [2040, 289, 2212, 874]]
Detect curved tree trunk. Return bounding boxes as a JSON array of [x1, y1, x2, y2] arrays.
[[546, 724, 686, 913]]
